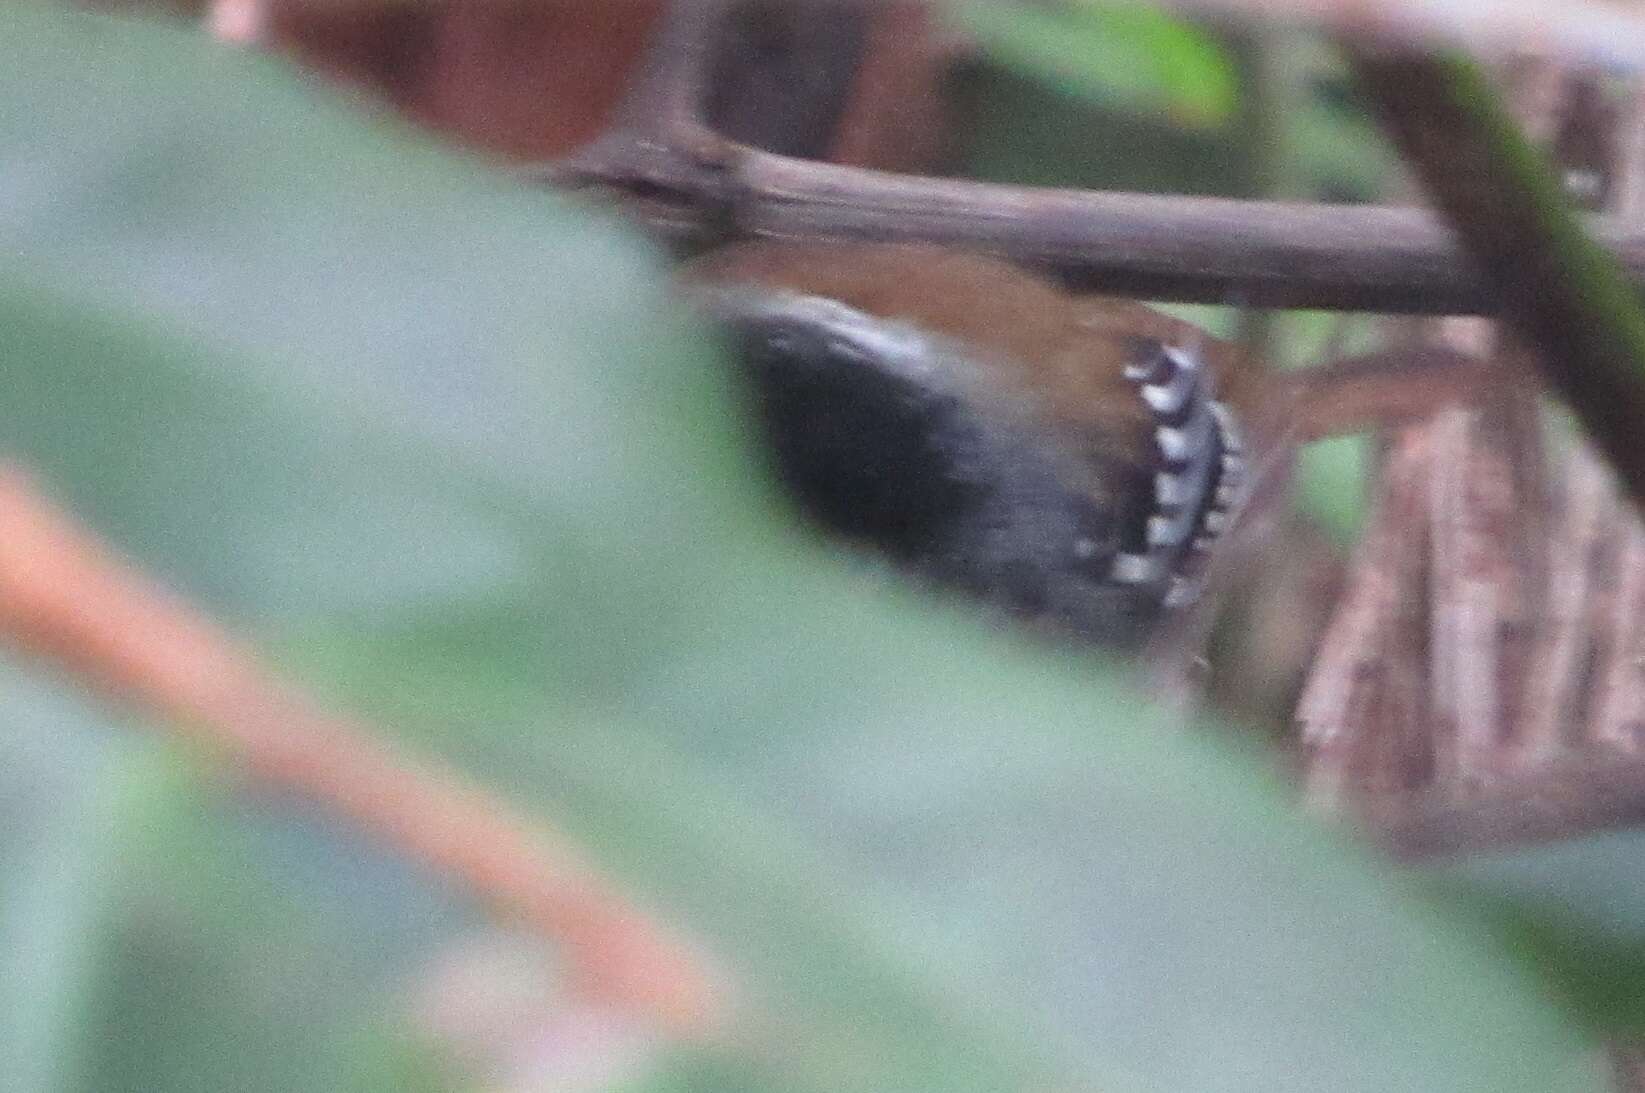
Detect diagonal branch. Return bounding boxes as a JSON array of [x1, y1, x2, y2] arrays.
[[0, 467, 721, 1035], [1349, 47, 1645, 506]]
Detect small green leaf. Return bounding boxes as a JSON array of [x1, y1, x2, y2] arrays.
[[1299, 434, 1371, 544], [950, 0, 1239, 127]]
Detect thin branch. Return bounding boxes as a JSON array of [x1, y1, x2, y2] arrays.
[[553, 128, 1645, 314], [548, 0, 1645, 317], [603, 0, 727, 138], [704, 1, 874, 160], [1280, 345, 1501, 440], [1372, 749, 1645, 858], [0, 467, 720, 1035]]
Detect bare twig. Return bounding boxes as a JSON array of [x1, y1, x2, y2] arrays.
[[1280, 346, 1500, 440], [704, 0, 873, 160], [825, 2, 958, 172], [543, 0, 1645, 321], [0, 468, 720, 1035], [604, 0, 727, 137], [547, 0, 1645, 317], [1371, 748, 1645, 858]]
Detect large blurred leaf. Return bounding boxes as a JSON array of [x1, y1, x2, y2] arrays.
[[1436, 830, 1645, 1032], [0, 660, 458, 1093], [0, 5, 1613, 1093], [0, 671, 129, 1093]]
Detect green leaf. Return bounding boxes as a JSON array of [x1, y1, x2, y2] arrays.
[[950, 0, 1239, 128], [1435, 830, 1645, 1033], [0, 5, 1611, 1092], [1298, 434, 1370, 545]]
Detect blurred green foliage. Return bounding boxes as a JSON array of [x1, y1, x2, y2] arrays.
[[0, 4, 1633, 1093], [952, 0, 1238, 129]]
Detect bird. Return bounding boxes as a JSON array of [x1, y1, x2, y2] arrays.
[[681, 241, 1265, 649]]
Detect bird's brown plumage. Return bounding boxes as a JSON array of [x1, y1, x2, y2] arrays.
[[684, 241, 1264, 503], [683, 240, 1267, 645]]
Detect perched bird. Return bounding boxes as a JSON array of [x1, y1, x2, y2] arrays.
[[683, 241, 1262, 648]]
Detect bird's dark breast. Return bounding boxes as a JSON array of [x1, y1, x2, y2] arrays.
[[690, 249, 1246, 648], [732, 315, 987, 564]]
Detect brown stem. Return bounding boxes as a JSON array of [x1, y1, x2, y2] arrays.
[[543, 0, 1645, 317], [1281, 346, 1501, 440], [1373, 750, 1645, 859], [553, 127, 1645, 314], [0, 467, 720, 1035]]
